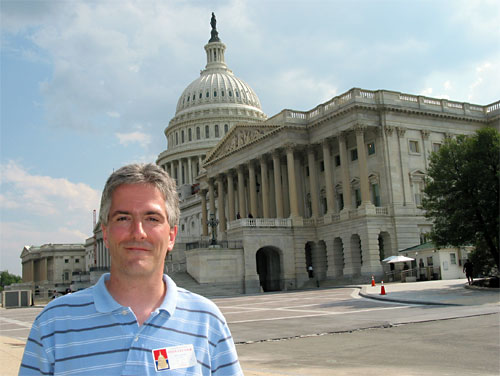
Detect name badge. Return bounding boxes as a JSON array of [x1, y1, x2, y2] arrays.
[[152, 344, 197, 372]]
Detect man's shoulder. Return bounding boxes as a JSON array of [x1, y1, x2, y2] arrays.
[[38, 286, 97, 319], [175, 288, 224, 317]]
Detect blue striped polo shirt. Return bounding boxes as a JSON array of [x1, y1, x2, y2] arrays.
[[19, 274, 242, 375]]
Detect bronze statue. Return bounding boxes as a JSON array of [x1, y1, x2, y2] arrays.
[[209, 12, 220, 42], [211, 12, 217, 31]]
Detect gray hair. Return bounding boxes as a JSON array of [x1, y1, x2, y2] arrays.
[[99, 163, 179, 227]]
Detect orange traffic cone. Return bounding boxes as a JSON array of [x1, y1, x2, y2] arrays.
[[380, 281, 386, 295], [371, 275, 376, 287]]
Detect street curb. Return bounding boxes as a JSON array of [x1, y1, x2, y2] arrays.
[[358, 287, 463, 306]]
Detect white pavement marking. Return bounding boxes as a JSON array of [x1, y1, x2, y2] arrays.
[[228, 305, 412, 324], [0, 317, 33, 329]]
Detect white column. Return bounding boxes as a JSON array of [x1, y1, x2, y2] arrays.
[[237, 166, 246, 217], [227, 172, 235, 221], [188, 157, 193, 184], [217, 176, 226, 232], [177, 160, 182, 185], [286, 145, 300, 218], [200, 190, 208, 236], [355, 125, 371, 206], [260, 157, 270, 218], [322, 140, 336, 214], [339, 132, 351, 211], [272, 151, 284, 218], [307, 147, 320, 218], [248, 162, 258, 217]]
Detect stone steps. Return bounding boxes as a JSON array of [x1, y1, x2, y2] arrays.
[[168, 272, 244, 298]]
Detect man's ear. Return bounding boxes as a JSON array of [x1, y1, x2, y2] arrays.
[[167, 225, 178, 251], [101, 224, 109, 248]]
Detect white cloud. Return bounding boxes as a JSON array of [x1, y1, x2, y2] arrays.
[[418, 56, 500, 104], [0, 161, 100, 216], [116, 131, 152, 148], [0, 161, 101, 275]]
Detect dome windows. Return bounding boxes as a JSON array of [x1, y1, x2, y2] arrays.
[[224, 124, 229, 134], [206, 91, 209, 98], [205, 125, 210, 138], [188, 128, 192, 141], [215, 124, 219, 138], [196, 127, 201, 140], [199, 92, 202, 99], [214, 90, 217, 97]]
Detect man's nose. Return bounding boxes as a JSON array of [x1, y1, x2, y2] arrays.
[[131, 219, 147, 239]]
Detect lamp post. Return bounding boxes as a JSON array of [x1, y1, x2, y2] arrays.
[[208, 213, 219, 246]]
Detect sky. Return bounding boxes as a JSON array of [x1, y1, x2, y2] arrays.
[[1, 0, 499, 276]]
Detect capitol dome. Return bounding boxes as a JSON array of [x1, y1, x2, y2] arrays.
[[174, 38, 264, 117], [157, 14, 267, 194]]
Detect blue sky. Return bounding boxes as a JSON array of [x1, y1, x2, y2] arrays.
[[1, 0, 499, 276]]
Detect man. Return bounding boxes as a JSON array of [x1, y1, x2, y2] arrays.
[[463, 259, 474, 285], [20, 163, 243, 375]]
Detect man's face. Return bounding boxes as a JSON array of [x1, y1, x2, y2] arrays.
[[102, 183, 177, 279]]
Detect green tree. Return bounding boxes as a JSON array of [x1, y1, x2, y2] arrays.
[[423, 127, 499, 270], [0, 271, 22, 291]]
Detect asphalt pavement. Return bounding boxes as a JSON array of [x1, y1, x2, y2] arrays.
[[1, 278, 498, 375]]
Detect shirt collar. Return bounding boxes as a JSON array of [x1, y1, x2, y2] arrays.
[[93, 273, 178, 316]]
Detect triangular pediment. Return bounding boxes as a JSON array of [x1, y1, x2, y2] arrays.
[[205, 123, 282, 164]]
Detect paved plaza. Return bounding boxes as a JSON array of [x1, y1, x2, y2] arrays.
[[1, 279, 499, 375]]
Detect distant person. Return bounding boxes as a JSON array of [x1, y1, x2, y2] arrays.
[[308, 265, 314, 278], [236, 211, 241, 219], [463, 259, 474, 285], [19, 163, 242, 375], [403, 263, 409, 271], [248, 213, 253, 218]]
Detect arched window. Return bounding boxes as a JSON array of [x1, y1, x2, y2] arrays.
[[196, 127, 201, 140], [224, 124, 229, 134], [175, 132, 179, 145], [188, 128, 192, 141], [181, 130, 185, 143], [215, 124, 219, 138], [205, 125, 210, 138]]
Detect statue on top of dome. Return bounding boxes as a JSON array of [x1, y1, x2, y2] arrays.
[[209, 12, 220, 43]]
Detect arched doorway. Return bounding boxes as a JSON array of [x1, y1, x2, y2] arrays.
[[256, 247, 282, 292]]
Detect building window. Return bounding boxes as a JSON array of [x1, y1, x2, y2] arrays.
[[75, 258, 80, 263], [306, 166, 309, 177], [338, 193, 344, 210], [215, 124, 219, 137], [335, 155, 341, 166], [427, 257, 433, 266], [450, 253, 457, 265], [196, 127, 200, 140], [181, 130, 185, 143], [199, 92, 202, 99], [224, 124, 229, 134], [320, 161, 325, 172], [64, 259, 69, 264], [206, 91, 209, 98], [192, 94, 195, 101], [432, 143, 441, 153], [372, 183, 381, 207], [351, 149, 358, 161], [221, 90, 224, 97], [229, 90, 232, 97], [235, 91, 239, 97], [188, 128, 192, 141], [213, 90, 217, 97], [175, 132, 179, 145], [409, 140, 420, 153], [367, 142, 375, 155], [205, 125, 210, 138], [355, 189, 361, 207]]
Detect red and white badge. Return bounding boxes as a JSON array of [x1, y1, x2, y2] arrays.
[[152, 344, 197, 372]]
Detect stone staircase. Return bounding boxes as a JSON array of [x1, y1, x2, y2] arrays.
[[168, 271, 244, 298]]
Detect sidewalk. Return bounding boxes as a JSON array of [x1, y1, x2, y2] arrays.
[[0, 336, 24, 376], [359, 278, 500, 306]]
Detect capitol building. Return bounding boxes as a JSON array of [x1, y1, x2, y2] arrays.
[[21, 15, 500, 297]]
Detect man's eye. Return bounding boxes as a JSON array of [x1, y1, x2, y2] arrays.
[[147, 217, 160, 222], [116, 216, 129, 221]]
